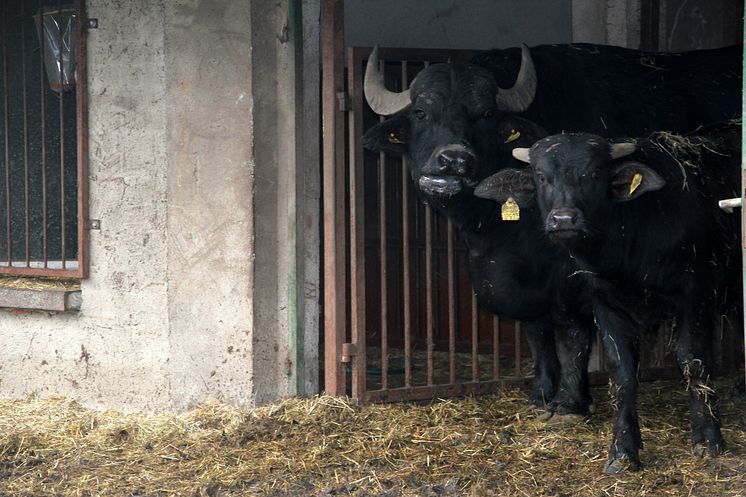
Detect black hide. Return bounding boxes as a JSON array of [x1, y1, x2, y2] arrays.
[[509, 122, 742, 472]]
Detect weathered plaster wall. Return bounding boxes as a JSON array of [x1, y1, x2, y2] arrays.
[[0, 0, 283, 411], [163, 2, 255, 409], [0, 1, 173, 410]]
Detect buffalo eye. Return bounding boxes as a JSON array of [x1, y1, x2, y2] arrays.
[[591, 170, 599, 180], [414, 109, 427, 120], [482, 109, 495, 119], [535, 172, 546, 184]]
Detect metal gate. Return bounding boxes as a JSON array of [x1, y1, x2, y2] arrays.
[[322, 41, 745, 404], [350, 46, 534, 403]]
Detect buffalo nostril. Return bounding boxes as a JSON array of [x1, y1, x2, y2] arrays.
[[437, 149, 474, 175], [549, 209, 580, 229]]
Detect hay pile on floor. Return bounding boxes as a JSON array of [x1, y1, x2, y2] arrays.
[[0, 378, 744, 496]]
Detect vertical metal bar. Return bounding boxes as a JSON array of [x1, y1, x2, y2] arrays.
[[348, 47, 366, 401], [424, 59, 434, 386], [514, 321, 522, 376], [379, 110, 388, 391], [492, 315, 500, 379], [447, 219, 456, 384], [425, 205, 433, 385], [40, 0, 48, 267], [471, 292, 478, 382], [75, 0, 89, 277], [21, 0, 30, 266], [2, 1, 11, 266], [58, 0, 66, 267], [401, 60, 412, 388], [321, 0, 347, 397]]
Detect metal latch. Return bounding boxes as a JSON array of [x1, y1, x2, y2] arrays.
[[341, 342, 357, 363]]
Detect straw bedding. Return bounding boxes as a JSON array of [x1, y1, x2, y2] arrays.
[[0, 377, 743, 496]]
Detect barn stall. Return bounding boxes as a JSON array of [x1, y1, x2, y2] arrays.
[[322, 0, 745, 404], [0, 0, 743, 495]]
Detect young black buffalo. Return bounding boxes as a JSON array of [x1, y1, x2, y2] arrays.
[[474, 122, 741, 472], [363, 43, 741, 419]]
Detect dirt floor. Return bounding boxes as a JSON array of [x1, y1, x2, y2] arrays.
[[0, 377, 744, 497]]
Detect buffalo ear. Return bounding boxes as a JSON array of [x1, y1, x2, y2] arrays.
[[496, 116, 547, 150], [610, 161, 665, 201], [474, 168, 536, 206], [362, 114, 410, 155]]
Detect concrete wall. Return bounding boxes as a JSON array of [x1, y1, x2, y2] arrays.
[[0, 0, 318, 411], [249, 0, 321, 404], [345, 0, 574, 50]]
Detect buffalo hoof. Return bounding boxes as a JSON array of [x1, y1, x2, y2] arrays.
[[546, 397, 592, 418], [547, 413, 586, 426], [693, 440, 724, 459], [603, 455, 640, 474], [535, 410, 587, 425]]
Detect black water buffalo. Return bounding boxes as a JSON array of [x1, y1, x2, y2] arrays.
[[475, 121, 741, 472], [362, 42, 741, 418]]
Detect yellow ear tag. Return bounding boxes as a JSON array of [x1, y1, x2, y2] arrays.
[[388, 132, 405, 144], [505, 130, 521, 143], [501, 197, 520, 221], [629, 172, 643, 195]]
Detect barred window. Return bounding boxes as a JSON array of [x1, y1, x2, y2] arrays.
[[0, 0, 88, 278]]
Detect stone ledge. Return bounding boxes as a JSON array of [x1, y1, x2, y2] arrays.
[[0, 287, 82, 312]]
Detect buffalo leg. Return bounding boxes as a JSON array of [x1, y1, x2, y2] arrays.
[[548, 319, 594, 418], [522, 317, 561, 408], [675, 297, 724, 457], [594, 301, 642, 473]]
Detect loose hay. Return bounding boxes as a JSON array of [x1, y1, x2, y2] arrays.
[[0, 379, 744, 496], [0, 275, 80, 291]]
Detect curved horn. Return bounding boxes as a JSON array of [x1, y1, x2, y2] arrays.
[[610, 142, 637, 159], [512, 147, 531, 163], [495, 44, 537, 113], [364, 45, 412, 116]]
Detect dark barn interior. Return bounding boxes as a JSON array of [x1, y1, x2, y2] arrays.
[[0, 1, 79, 266]]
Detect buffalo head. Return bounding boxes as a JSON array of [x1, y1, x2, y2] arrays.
[[362, 45, 539, 201], [475, 134, 665, 245]]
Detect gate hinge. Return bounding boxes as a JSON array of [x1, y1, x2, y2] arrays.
[[341, 342, 357, 363], [336, 91, 349, 112]]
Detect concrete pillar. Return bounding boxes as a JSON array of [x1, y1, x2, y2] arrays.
[[163, 2, 255, 409], [250, 0, 321, 404]]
